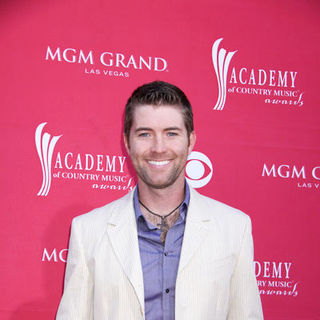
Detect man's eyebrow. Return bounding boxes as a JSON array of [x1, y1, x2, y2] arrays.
[[135, 127, 152, 132], [164, 127, 182, 131], [135, 127, 182, 131]]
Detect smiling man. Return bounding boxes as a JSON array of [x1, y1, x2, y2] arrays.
[[56, 81, 263, 320]]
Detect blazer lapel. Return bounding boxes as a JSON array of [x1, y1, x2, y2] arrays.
[[178, 188, 212, 273], [106, 191, 145, 314]]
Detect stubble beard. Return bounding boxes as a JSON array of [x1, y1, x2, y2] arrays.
[[137, 166, 185, 189]]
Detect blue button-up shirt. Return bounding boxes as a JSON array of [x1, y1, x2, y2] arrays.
[[133, 184, 190, 320]]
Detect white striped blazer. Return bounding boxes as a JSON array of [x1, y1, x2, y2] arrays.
[[56, 187, 263, 319]]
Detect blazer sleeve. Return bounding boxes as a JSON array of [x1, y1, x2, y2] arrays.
[[227, 215, 264, 320], [56, 218, 94, 320]]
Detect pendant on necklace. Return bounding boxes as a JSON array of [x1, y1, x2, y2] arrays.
[[158, 217, 169, 243], [157, 217, 168, 233]]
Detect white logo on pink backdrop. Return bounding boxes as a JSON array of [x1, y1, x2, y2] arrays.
[[35, 123, 133, 195], [255, 260, 299, 297], [211, 38, 304, 109], [186, 151, 213, 188], [42, 248, 68, 263], [35, 123, 62, 196], [262, 163, 320, 190], [45, 46, 168, 78], [212, 38, 237, 111]]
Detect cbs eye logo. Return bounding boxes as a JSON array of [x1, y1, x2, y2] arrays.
[[185, 151, 213, 188]]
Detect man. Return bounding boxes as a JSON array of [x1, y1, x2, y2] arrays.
[[56, 81, 263, 319]]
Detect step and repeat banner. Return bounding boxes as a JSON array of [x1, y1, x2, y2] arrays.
[[1, 0, 319, 319]]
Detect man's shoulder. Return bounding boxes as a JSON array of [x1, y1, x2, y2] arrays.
[[190, 187, 251, 225], [72, 190, 134, 227]]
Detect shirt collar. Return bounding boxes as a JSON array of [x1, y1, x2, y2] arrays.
[[133, 182, 190, 225]]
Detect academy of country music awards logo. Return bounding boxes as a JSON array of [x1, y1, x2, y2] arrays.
[[211, 38, 304, 110], [35, 122, 133, 196], [35, 123, 213, 196], [261, 163, 320, 191], [45, 46, 168, 78], [255, 260, 299, 298]]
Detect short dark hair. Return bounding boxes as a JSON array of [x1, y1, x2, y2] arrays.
[[124, 81, 194, 140]]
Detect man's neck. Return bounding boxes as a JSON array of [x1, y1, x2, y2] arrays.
[[137, 179, 185, 216]]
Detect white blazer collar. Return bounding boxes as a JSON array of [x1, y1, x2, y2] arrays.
[[105, 188, 145, 314], [177, 187, 213, 273]]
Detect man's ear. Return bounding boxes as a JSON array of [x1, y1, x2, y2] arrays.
[[123, 133, 130, 153], [188, 131, 196, 155]]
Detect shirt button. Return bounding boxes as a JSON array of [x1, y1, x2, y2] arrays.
[[165, 289, 170, 294], [164, 252, 168, 256]]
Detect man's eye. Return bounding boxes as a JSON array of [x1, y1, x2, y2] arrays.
[[167, 132, 178, 136], [138, 132, 149, 137]]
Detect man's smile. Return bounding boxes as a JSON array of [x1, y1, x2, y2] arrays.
[[147, 160, 171, 166]]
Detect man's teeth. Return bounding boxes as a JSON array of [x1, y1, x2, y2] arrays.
[[148, 160, 170, 166]]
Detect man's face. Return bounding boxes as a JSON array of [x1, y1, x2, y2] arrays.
[[124, 104, 195, 190]]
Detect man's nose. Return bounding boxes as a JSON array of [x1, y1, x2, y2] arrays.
[[151, 135, 166, 153]]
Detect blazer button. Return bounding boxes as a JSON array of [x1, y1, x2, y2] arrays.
[[165, 289, 170, 294]]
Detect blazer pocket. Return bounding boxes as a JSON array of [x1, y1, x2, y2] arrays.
[[206, 255, 235, 280]]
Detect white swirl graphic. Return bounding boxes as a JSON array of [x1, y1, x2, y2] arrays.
[[212, 38, 237, 111], [35, 123, 62, 196], [185, 151, 213, 188]]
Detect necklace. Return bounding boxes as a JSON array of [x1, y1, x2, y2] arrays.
[[139, 199, 183, 233]]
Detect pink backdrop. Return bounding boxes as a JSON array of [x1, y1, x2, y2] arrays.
[[1, 0, 319, 319]]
